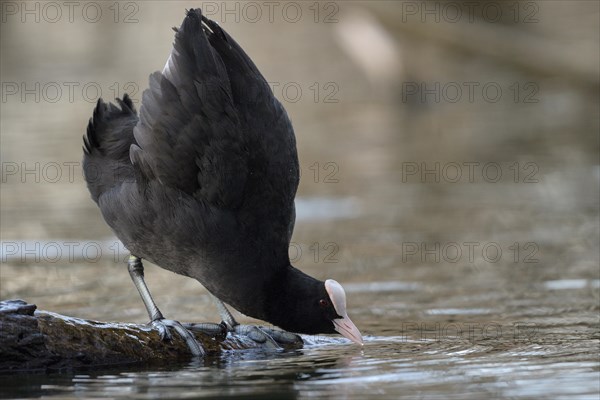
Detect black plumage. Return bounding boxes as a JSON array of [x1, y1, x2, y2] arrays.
[[83, 9, 361, 342]]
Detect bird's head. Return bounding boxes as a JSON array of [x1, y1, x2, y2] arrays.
[[267, 272, 363, 345]]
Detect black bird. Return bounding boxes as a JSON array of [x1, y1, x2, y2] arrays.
[[83, 8, 362, 355]]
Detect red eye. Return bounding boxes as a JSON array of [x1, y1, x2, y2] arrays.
[[319, 299, 329, 308]]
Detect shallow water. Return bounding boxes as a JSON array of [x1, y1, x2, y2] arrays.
[[1, 338, 597, 400], [1, 1, 599, 399], [2, 230, 598, 399]]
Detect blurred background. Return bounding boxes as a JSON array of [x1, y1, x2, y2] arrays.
[[0, 1, 598, 398]]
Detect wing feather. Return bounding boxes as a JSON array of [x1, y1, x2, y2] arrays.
[[132, 9, 247, 209]]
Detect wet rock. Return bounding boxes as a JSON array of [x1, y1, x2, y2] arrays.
[[0, 300, 302, 373]]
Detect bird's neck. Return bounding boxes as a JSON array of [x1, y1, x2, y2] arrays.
[[263, 265, 322, 332]]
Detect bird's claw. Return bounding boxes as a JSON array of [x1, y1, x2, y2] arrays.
[[233, 325, 280, 349], [151, 318, 205, 357], [151, 319, 172, 341], [232, 324, 303, 349], [257, 327, 304, 346]]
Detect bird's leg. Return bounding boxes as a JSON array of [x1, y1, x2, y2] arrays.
[[127, 255, 163, 321], [127, 255, 205, 356], [209, 294, 303, 348], [174, 295, 244, 343], [210, 294, 238, 330]]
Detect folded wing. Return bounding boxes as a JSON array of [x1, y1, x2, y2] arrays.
[[132, 9, 247, 209], [132, 9, 299, 251]]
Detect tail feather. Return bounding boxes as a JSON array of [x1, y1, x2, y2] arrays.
[[83, 94, 137, 158], [83, 94, 138, 203]]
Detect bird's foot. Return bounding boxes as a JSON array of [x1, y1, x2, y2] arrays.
[[208, 297, 302, 348], [255, 326, 304, 346], [184, 321, 228, 341], [151, 318, 205, 357], [232, 324, 303, 349]]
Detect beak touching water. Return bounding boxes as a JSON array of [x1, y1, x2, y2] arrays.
[[325, 279, 364, 345], [332, 315, 363, 345]]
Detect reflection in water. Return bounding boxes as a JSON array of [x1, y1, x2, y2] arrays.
[[1, 333, 598, 399], [1, 266, 598, 399]]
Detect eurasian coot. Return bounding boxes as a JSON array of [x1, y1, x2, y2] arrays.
[[83, 8, 362, 356]]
